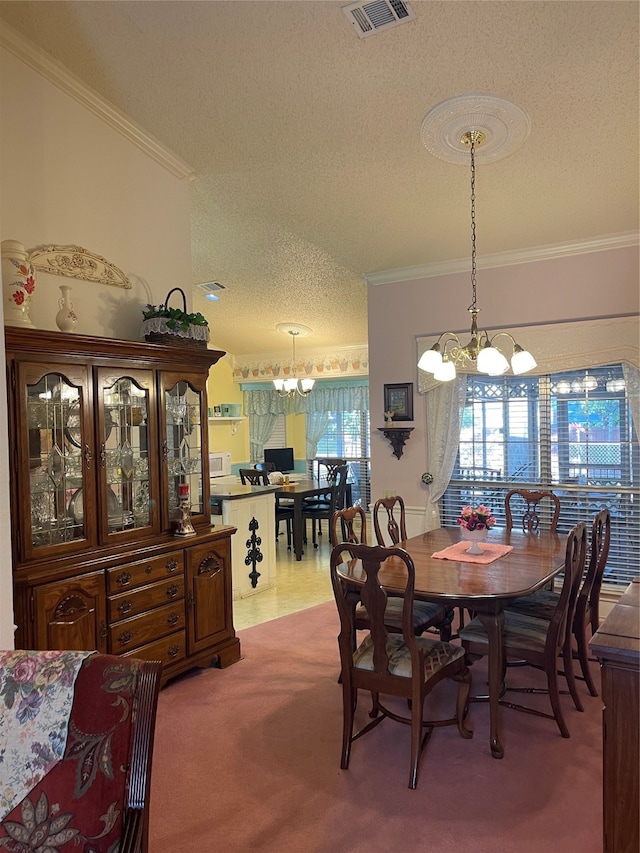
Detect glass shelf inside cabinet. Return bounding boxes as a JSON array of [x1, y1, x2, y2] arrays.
[[101, 376, 151, 531], [26, 373, 85, 547], [166, 381, 203, 516]]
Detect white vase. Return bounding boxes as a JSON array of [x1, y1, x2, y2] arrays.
[[1, 239, 36, 328], [461, 527, 488, 555], [55, 285, 78, 332]]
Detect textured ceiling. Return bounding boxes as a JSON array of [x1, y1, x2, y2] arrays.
[[0, 1, 638, 357]]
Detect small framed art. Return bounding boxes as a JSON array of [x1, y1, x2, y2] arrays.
[[383, 382, 413, 422]]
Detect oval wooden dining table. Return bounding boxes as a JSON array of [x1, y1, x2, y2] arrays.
[[335, 526, 566, 759]]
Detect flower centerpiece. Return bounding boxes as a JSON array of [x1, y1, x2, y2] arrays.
[[141, 287, 210, 348], [457, 504, 497, 554]]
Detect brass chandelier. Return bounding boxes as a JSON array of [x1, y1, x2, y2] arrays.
[[418, 130, 536, 382], [273, 324, 315, 398]]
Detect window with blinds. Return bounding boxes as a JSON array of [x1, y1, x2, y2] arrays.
[[441, 364, 639, 588], [312, 411, 371, 508], [263, 414, 287, 450]]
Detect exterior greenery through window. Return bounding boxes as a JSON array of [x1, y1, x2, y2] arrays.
[[441, 364, 639, 587], [311, 411, 371, 508]]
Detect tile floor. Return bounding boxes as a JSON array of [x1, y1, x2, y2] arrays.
[[232, 534, 334, 630]]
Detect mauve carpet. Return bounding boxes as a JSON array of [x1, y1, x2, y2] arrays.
[[150, 602, 602, 852]]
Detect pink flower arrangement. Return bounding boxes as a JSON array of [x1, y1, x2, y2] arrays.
[[457, 504, 496, 531]]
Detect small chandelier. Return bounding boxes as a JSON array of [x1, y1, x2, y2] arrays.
[[418, 129, 536, 382], [273, 323, 315, 397]]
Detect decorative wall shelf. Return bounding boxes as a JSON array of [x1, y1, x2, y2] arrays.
[[378, 426, 414, 459], [209, 416, 246, 436]]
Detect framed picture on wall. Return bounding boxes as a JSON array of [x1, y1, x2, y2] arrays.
[[383, 382, 413, 422]]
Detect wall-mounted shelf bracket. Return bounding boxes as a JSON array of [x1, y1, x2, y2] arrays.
[[377, 426, 414, 459], [209, 416, 246, 436]]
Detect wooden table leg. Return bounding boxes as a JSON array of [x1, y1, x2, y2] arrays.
[[478, 610, 505, 759]]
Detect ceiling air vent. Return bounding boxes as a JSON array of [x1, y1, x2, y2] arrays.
[[194, 280, 225, 301], [342, 0, 416, 39]]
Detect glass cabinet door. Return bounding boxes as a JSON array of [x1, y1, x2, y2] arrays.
[[18, 362, 95, 559], [162, 375, 207, 529], [97, 368, 158, 541]]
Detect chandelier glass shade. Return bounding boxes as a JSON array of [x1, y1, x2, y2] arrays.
[[273, 324, 315, 398], [418, 130, 536, 382]]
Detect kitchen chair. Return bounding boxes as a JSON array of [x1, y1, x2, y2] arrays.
[[505, 488, 561, 533], [459, 522, 587, 738], [239, 468, 269, 485], [330, 542, 473, 789], [0, 651, 161, 853], [373, 494, 408, 545], [302, 464, 348, 547], [305, 457, 348, 536], [506, 508, 611, 696], [330, 506, 452, 641]]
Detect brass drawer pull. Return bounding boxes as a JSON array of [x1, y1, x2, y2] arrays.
[[168, 644, 180, 658], [167, 612, 180, 626], [166, 584, 179, 598], [117, 600, 133, 615], [117, 630, 134, 646], [116, 571, 132, 587], [166, 559, 178, 573]]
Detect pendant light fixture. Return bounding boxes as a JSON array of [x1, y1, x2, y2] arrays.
[[417, 95, 536, 382], [273, 323, 315, 397]]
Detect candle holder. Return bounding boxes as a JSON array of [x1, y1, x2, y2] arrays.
[[174, 483, 196, 537]]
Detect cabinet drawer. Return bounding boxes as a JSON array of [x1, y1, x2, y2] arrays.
[[120, 630, 186, 668], [109, 600, 186, 653], [108, 576, 185, 622], [107, 551, 184, 594]]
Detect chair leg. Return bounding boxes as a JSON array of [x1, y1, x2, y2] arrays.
[[409, 696, 425, 789], [546, 661, 570, 738], [562, 635, 584, 712], [454, 668, 474, 738], [340, 681, 355, 770], [286, 518, 292, 550], [575, 623, 599, 697]]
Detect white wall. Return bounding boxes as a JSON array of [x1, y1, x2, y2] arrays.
[[367, 245, 640, 514], [0, 41, 194, 647]]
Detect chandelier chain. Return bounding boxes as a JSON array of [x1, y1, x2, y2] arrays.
[[469, 136, 477, 312]]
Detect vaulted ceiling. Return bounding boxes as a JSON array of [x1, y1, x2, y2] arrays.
[[0, 1, 637, 356]]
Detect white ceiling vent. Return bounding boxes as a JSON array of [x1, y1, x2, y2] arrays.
[[195, 280, 225, 301], [342, 0, 416, 39]]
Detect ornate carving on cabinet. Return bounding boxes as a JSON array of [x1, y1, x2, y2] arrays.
[[244, 517, 263, 589], [377, 426, 414, 459], [27, 244, 131, 288], [197, 555, 222, 576], [53, 594, 90, 621]]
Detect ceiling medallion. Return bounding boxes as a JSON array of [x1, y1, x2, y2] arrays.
[[420, 94, 531, 164]]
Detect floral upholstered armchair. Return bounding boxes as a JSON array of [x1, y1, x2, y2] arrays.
[[0, 650, 161, 853]]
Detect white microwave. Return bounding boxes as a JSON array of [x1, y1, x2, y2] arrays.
[[209, 451, 232, 478]]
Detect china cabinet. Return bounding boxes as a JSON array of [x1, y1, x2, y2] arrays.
[[5, 327, 241, 684]]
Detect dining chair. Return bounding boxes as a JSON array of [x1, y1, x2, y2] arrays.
[[459, 522, 587, 738], [304, 458, 348, 537], [505, 488, 561, 533], [0, 651, 162, 853], [330, 542, 473, 789], [505, 508, 611, 696], [302, 464, 349, 547], [239, 467, 269, 485], [330, 506, 452, 642], [373, 495, 408, 545]]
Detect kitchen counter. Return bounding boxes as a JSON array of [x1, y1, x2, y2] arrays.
[[210, 482, 277, 600]]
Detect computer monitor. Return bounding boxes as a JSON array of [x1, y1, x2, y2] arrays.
[[264, 447, 295, 473]]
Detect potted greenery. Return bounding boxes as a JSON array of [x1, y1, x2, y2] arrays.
[[141, 287, 210, 347]]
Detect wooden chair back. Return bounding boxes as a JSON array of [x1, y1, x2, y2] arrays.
[[549, 522, 587, 658], [330, 505, 367, 546], [373, 495, 407, 545], [577, 508, 611, 635], [316, 457, 347, 481], [239, 468, 269, 485], [505, 489, 561, 533]]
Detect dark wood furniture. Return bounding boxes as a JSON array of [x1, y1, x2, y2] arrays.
[[275, 478, 339, 560], [373, 494, 408, 545], [505, 488, 561, 533], [5, 328, 241, 685], [507, 508, 611, 696], [302, 464, 348, 548], [335, 527, 566, 758], [589, 578, 640, 853], [330, 542, 472, 789], [461, 523, 587, 735], [239, 467, 268, 485]]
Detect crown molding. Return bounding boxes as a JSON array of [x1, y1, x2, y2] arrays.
[[0, 22, 195, 181], [366, 231, 639, 286]]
